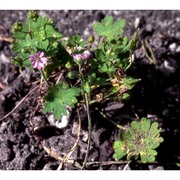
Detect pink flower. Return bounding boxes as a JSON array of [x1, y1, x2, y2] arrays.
[[71, 50, 90, 61], [30, 51, 47, 70]]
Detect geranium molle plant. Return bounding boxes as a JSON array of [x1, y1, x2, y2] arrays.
[[11, 11, 163, 168]]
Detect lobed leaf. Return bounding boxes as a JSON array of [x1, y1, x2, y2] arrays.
[[93, 16, 126, 40], [43, 82, 81, 120], [113, 141, 126, 160]]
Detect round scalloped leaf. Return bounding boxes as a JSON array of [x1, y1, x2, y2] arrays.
[[140, 118, 151, 132], [121, 131, 132, 141], [150, 122, 160, 137], [113, 141, 126, 160], [140, 149, 157, 163], [128, 128, 136, 137], [150, 140, 160, 149], [131, 121, 139, 129]]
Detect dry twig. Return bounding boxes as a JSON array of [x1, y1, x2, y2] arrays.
[[0, 84, 39, 122], [0, 36, 13, 43], [57, 108, 82, 170], [141, 39, 156, 65]]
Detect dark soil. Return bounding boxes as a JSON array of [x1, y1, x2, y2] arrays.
[[0, 10, 180, 170]]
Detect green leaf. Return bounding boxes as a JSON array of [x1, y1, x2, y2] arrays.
[[43, 82, 81, 120], [150, 122, 160, 137], [131, 121, 139, 129], [12, 11, 62, 68], [123, 76, 140, 89], [129, 29, 139, 50], [93, 16, 126, 40], [140, 149, 157, 163], [113, 141, 126, 160], [113, 118, 163, 163], [84, 82, 91, 93], [140, 118, 151, 132], [120, 92, 130, 101], [122, 36, 128, 46]]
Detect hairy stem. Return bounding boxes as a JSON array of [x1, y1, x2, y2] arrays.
[[81, 92, 92, 169], [96, 108, 128, 131], [40, 70, 50, 86], [141, 40, 156, 65]]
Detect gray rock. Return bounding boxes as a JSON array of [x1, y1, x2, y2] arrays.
[[92, 128, 107, 146], [176, 45, 180, 52], [42, 134, 78, 160], [164, 59, 176, 73], [42, 162, 59, 170], [148, 164, 164, 170], [88, 148, 99, 161], [71, 121, 79, 135], [0, 141, 12, 161], [99, 140, 114, 161], [146, 24, 153, 32], [81, 130, 88, 142], [9, 145, 31, 170], [169, 43, 177, 52], [0, 53, 10, 63]]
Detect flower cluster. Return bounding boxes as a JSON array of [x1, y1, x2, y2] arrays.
[[30, 51, 48, 70]]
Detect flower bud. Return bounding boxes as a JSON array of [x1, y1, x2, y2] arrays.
[[75, 58, 83, 66], [21, 48, 29, 54], [84, 82, 91, 93], [28, 11, 39, 21], [67, 72, 76, 79], [65, 62, 73, 69], [13, 22, 22, 32], [88, 35, 95, 44]]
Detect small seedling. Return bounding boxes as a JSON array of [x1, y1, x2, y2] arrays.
[[113, 118, 164, 163]]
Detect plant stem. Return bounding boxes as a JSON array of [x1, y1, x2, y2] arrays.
[[81, 91, 92, 169], [96, 108, 128, 131], [77, 63, 92, 169], [141, 40, 156, 65], [40, 70, 50, 86]]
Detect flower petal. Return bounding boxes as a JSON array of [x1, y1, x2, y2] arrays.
[[30, 54, 36, 61], [38, 51, 44, 58], [32, 61, 38, 68], [40, 57, 47, 64], [37, 62, 44, 70], [82, 51, 90, 60]]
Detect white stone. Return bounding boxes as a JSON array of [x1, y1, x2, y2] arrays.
[[169, 43, 177, 52], [134, 17, 140, 29], [48, 109, 71, 129]]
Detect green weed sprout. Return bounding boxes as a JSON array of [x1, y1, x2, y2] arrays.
[[113, 118, 164, 163]]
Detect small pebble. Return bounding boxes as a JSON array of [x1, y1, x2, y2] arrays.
[[134, 17, 140, 29], [0, 141, 12, 161], [48, 112, 70, 129], [169, 43, 177, 52], [82, 131, 88, 142], [146, 24, 153, 32], [71, 121, 78, 135], [176, 45, 180, 53], [164, 60, 175, 72], [0, 53, 10, 63]]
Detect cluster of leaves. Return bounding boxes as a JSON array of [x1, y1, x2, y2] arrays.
[[12, 11, 62, 68], [12, 12, 140, 120], [90, 16, 140, 101], [113, 118, 164, 163]]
